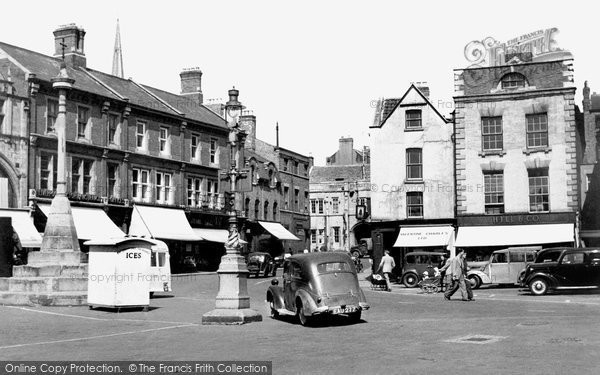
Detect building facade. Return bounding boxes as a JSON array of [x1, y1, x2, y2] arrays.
[[369, 84, 455, 273], [453, 59, 579, 262], [309, 137, 371, 253], [1, 24, 234, 272], [578, 82, 600, 246]]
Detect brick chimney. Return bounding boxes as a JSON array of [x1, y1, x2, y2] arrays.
[[338, 137, 354, 165], [180, 68, 203, 104], [415, 82, 430, 99], [240, 110, 256, 151], [53, 24, 86, 68]]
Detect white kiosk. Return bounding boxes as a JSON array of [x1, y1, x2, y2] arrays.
[[86, 237, 159, 311]]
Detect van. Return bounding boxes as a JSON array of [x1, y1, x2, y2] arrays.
[[149, 240, 172, 295], [467, 246, 539, 289], [401, 251, 446, 288]]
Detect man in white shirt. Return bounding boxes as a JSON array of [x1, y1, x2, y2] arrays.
[[376, 250, 396, 292]]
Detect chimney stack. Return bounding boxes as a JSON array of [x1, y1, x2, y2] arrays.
[[415, 81, 430, 99], [180, 68, 203, 104], [53, 24, 86, 68], [338, 137, 354, 165]]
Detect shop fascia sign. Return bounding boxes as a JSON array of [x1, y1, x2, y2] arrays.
[[464, 27, 573, 68]]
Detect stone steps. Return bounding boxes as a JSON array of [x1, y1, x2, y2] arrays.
[[0, 291, 87, 306], [0, 276, 87, 293], [0, 251, 89, 307], [13, 264, 88, 278]]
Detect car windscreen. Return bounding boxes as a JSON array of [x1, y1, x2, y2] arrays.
[[249, 254, 265, 262], [317, 262, 352, 274], [535, 250, 562, 263]]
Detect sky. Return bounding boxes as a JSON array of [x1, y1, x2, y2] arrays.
[[0, 0, 596, 165]]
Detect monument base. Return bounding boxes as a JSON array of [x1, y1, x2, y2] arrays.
[[201, 308, 263, 325]]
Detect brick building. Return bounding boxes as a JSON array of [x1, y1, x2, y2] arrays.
[[453, 59, 579, 261], [309, 137, 371, 254], [369, 84, 455, 277], [0, 24, 234, 272]]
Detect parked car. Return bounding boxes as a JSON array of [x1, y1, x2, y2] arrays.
[[350, 238, 372, 258], [401, 251, 446, 288], [521, 247, 600, 296], [247, 252, 277, 277], [467, 247, 539, 289], [266, 252, 369, 326]]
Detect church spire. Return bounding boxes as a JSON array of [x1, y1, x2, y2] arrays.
[[112, 19, 124, 78]]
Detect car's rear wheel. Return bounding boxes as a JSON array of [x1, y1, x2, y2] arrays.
[[530, 277, 548, 296], [402, 273, 419, 288], [348, 310, 361, 323], [296, 300, 311, 326], [468, 275, 482, 289]]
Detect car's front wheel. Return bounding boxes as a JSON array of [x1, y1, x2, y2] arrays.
[[296, 300, 311, 326], [351, 250, 361, 258], [402, 273, 419, 288], [468, 275, 482, 289], [530, 277, 549, 296], [268, 299, 279, 319]]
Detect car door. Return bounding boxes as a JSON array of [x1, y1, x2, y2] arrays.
[[555, 251, 587, 286], [283, 260, 294, 309], [284, 261, 302, 311], [587, 251, 600, 286], [489, 252, 509, 284]]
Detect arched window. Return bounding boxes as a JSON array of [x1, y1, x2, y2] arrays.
[[268, 169, 274, 187], [264, 201, 269, 221], [244, 197, 250, 218], [251, 165, 256, 184], [273, 202, 278, 221], [500, 73, 527, 89], [254, 199, 260, 219]]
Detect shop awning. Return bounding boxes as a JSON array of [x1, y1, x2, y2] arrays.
[[0, 209, 42, 248], [454, 224, 575, 247], [393, 225, 455, 248], [258, 221, 300, 241], [192, 228, 248, 244], [38, 204, 125, 240], [128, 205, 199, 241]]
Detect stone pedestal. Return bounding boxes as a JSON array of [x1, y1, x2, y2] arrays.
[[40, 195, 80, 253]]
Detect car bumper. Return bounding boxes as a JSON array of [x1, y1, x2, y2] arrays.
[[311, 302, 369, 316]]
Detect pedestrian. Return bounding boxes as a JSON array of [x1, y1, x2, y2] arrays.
[[438, 253, 449, 292], [443, 249, 469, 301], [462, 252, 474, 301], [376, 250, 395, 292]]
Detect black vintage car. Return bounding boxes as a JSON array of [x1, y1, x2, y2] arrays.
[[266, 252, 369, 326], [247, 252, 278, 277], [521, 247, 600, 295]]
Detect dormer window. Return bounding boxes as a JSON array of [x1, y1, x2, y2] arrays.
[[501, 73, 527, 89]]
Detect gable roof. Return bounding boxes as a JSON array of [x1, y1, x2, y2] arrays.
[[0, 41, 226, 129], [371, 84, 449, 128]]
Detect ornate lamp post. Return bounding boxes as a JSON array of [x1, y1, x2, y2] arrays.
[[202, 88, 262, 324]]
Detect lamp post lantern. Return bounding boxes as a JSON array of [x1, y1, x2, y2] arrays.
[[202, 87, 262, 325]]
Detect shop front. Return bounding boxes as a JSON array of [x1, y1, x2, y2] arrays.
[[455, 212, 576, 264], [391, 224, 455, 272]]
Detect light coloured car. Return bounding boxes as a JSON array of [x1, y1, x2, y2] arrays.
[[266, 252, 369, 326], [467, 247, 539, 289]]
